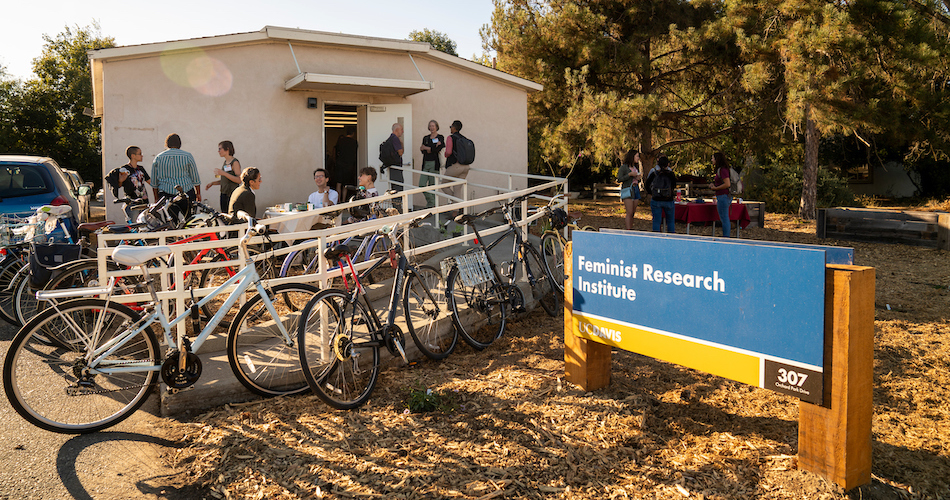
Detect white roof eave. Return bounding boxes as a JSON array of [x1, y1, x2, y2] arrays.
[[285, 73, 434, 96]]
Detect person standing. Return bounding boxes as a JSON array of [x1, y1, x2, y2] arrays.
[[709, 151, 733, 237], [307, 168, 339, 208], [228, 167, 262, 218], [105, 145, 151, 220], [205, 140, 242, 212], [151, 133, 201, 221], [418, 119, 444, 209], [334, 126, 359, 195], [442, 120, 470, 207], [645, 155, 676, 233], [617, 149, 642, 230]]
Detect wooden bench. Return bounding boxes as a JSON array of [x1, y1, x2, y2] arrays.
[[744, 201, 765, 228], [817, 207, 950, 249]]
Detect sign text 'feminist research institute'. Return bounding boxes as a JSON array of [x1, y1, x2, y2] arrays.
[[570, 231, 844, 404]]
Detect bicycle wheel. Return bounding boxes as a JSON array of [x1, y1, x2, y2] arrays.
[[523, 243, 560, 316], [363, 234, 391, 285], [297, 289, 380, 410], [12, 268, 41, 327], [196, 251, 240, 331], [404, 265, 456, 360], [446, 266, 507, 350], [0, 255, 27, 325], [279, 241, 320, 278], [3, 299, 159, 434], [540, 232, 566, 294], [227, 282, 320, 396]]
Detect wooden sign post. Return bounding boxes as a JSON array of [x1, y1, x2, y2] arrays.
[[798, 265, 874, 490], [563, 240, 874, 490], [563, 241, 611, 390]]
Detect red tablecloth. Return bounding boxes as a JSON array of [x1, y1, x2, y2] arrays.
[[674, 202, 751, 233]]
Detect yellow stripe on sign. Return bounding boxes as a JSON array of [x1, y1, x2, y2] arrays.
[[572, 313, 761, 387]]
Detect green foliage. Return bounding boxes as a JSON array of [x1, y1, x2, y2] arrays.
[[0, 23, 114, 186], [486, 0, 950, 211], [743, 153, 857, 214], [404, 384, 458, 414], [904, 155, 950, 198], [485, 0, 774, 183], [408, 29, 458, 56]]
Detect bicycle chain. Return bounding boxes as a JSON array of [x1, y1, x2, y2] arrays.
[[64, 359, 162, 396]]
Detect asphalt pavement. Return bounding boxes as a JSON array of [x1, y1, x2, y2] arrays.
[[0, 320, 192, 500]]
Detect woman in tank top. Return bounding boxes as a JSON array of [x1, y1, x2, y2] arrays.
[[205, 140, 242, 212]]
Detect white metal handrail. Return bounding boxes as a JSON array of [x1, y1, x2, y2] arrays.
[[90, 171, 568, 335]]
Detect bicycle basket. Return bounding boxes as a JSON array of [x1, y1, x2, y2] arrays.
[[1, 213, 44, 246], [29, 242, 82, 288], [551, 208, 569, 230], [441, 250, 493, 287]]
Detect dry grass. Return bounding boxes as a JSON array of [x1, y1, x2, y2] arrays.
[[157, 200, 950, 500]]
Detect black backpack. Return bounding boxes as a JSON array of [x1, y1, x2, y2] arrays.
[[651, 169, 673, 198], [378, 138, 401, 166], [452, 133, 475, 165]]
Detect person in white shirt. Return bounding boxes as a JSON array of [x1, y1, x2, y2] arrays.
[[307, 168, 339, 208]]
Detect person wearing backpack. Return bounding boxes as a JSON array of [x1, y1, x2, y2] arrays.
[[645, 155, 676, 233], [380, 123, 405, 194], [442, 120, 473, 211], [709, 151, 733, 237]]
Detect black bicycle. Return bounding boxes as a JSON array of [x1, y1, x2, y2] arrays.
[[442, 194, 560, 350], [296, 215, 453, 410]]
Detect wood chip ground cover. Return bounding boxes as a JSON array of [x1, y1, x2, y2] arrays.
[[159, 201, 950, 499]]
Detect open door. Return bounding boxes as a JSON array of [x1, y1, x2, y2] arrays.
[[366, 104, 412, 194], [325, 104, 360, 199]]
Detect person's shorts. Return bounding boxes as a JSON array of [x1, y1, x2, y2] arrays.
[[621, 185, 641, 200]]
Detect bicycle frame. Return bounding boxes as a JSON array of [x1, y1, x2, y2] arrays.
[[465, 208, 539, 288], [36, 245, 285, 378], [327, 224, 438, 360]]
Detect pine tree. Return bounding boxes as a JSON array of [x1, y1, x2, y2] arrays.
[[484, 0, 771, 172]]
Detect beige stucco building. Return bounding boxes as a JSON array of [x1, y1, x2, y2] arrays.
[[89, 26, 542, 221]]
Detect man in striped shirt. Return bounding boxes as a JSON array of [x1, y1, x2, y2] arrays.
[[151, 133, 201, 220]]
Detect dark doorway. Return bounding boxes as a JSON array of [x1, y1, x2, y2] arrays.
[[325, 104, 360, 199]]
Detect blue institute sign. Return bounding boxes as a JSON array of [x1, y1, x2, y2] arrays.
[[570, 231, 839, 404]]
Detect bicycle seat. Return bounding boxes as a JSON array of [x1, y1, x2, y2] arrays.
[[111, 245, 172, 267], [102, 224, 133, 233], [324, 243, 354, 263], [78, 221, 114, 234]]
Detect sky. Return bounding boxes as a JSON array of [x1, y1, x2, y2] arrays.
[[0, 0, 496, 81]]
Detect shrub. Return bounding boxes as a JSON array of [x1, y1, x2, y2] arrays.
[[743, 161, 857, 214], [404, 385, 458, 414]]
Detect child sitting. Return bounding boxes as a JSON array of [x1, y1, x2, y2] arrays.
[[346, 167, 379, 223]]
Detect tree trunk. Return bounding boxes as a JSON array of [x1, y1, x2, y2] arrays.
[[800, 103, 819, 220]]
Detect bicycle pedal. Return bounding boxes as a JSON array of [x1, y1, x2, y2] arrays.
[[165, 386, 195, 395], [513, 305, 527, 313]]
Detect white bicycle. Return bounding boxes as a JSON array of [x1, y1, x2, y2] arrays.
[[2, 214, 318, 433]]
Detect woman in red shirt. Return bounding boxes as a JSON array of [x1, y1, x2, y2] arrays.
[[708, 152, 732, 237]]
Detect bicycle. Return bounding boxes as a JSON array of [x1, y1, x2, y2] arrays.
[[13, 196, 249, 329], [296, 215, 452, 410], [537, 194, 598, 294], [2, 214, 319, 434], [278, 193, 393, 284], [442, 194, 560, 351]]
